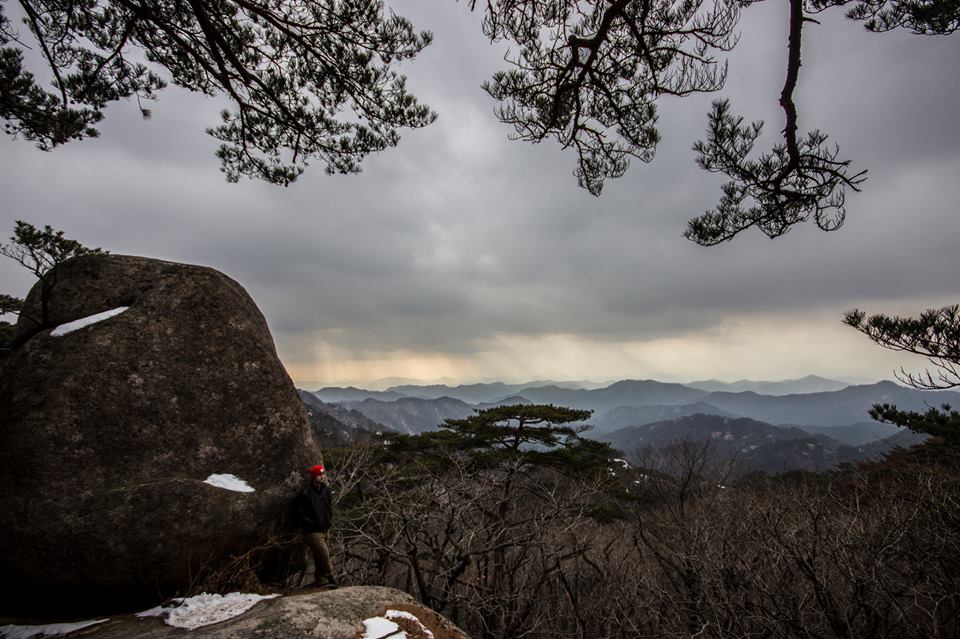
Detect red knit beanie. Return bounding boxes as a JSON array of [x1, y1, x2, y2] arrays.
[[308, 464, 326, 477]]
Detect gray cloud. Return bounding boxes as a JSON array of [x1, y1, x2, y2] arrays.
[[2, 1, 959, 383]]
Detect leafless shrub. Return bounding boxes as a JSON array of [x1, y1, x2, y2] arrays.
[[330, 439, 960, 638]]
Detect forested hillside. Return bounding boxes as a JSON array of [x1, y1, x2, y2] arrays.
[[319, 403, 960, 638]]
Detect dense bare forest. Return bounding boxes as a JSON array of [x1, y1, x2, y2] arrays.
[[308, 416, 960, 639]]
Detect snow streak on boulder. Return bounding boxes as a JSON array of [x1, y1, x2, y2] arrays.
[[0, 255, 322, 615]]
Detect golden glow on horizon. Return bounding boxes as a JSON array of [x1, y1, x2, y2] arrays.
[[282, 310, 919, 388]]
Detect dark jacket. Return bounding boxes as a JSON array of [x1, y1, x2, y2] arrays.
[[295, 483, 333, 533]]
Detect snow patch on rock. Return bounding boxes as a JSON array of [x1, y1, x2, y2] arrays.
[[0, 619, 108, 639], [50, 307, 129, 336], [360, 609, 434, 639], [388, 610, 434, 638], [361, 616, 402, 638], [136, 592, 278, 629], [204, 473, 255, 493]]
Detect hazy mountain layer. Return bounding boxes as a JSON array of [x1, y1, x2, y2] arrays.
[[504, 380, 709, 414], [699, 381, 960, 426], [601, 414, 918, 474], [592, 402, 739, 434], [298, 390, 387, 447], [313, 387, 406, 403], [685, 375, 851, 395], [313, 379, 959, 437], [342, 396, 476, 435], [791, 422, 905, 446], [385, 380, 600, 403]]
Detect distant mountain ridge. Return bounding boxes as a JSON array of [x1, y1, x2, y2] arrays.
[[300, 378, 946, 472], [314, 376, 854, 405], [313, 386, 406, 403], [601, 413, 926, 474], [502, 380, 709, 414], [298, 390, 388, 447], [340, 396, 476, 435], [592, 402, 740, 434], [385, 382, 533, 403], [685, 375, 851, 395], [313, 378, 709, 414], [384, 379, 610, 402], [308, 378, 958, 442], [698, 381, 960, 426], [791, 422, 905, 446]]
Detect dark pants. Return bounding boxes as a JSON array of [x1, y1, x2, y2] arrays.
[[304, 531, 334, 584]]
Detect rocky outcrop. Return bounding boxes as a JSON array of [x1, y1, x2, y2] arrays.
[[0, 587, 469, 639], [0, 255, 322, 615]]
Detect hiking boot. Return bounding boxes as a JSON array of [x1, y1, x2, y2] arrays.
[[314, 575, 339, 589]]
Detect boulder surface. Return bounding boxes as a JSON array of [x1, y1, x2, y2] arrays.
[[31, 587, 470, 639], [0, 255, 322, 614]]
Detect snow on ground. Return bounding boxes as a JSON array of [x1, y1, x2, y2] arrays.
[[360, 609, 434, 639], [50, 307, 129, 336], [361, 616, 402, 639], [387, 610, 433, 638], [0, 619, 108, 639], [203, 473, 255, 493], [136, 592, 278, 629]]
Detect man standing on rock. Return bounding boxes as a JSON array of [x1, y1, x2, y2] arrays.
[[295, 464, 338, 588]]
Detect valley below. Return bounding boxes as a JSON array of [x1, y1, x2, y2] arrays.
[[302, 375, 941, 474]]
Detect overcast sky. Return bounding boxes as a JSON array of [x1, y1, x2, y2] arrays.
[[2, 1, 958, 389]]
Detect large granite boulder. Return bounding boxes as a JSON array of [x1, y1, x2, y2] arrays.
[[0, 255, 322, 614]]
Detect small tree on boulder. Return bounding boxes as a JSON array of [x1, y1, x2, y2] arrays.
[[1, 220, 105, 330]]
